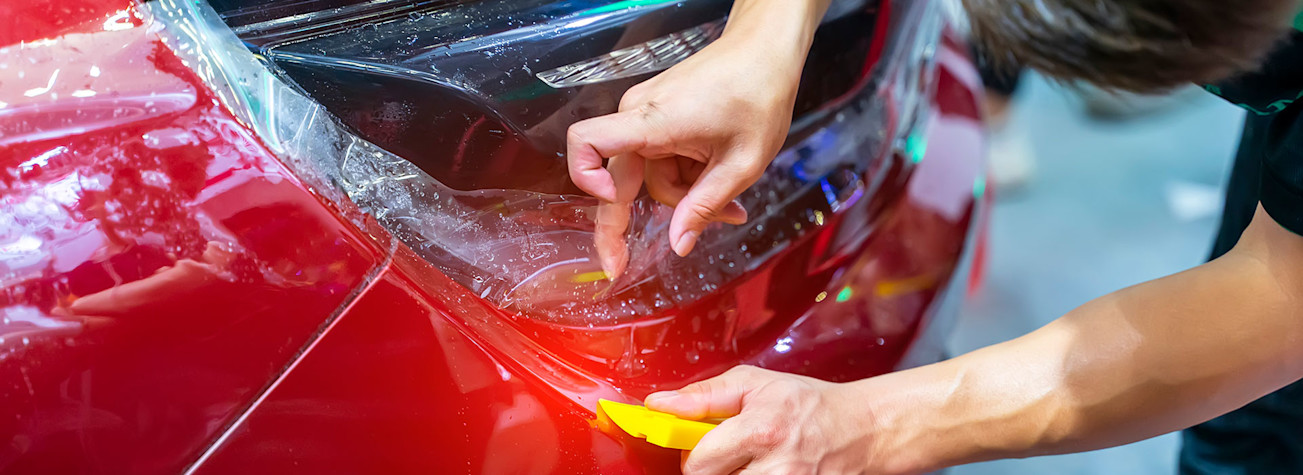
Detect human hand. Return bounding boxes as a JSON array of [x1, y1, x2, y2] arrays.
[[566, 1, 826, 278], [645, 365, 884, 475]]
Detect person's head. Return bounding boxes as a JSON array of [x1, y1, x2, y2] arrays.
[[963, 0, 1297, 92]]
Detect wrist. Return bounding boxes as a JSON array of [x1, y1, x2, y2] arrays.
[[729, 0, 831, 32], [722, 0, 831, 75], [847, 366, 971, 475], [846, 376, 925, 475]]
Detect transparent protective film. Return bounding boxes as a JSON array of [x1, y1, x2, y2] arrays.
[[143, 0, 941, 325]]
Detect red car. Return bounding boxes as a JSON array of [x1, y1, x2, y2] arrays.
[[0, 0, 985, 472]]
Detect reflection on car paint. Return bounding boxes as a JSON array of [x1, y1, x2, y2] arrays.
[[1, 0, 986, 472], [176, 0, 903, 325], [189, 44, 986, 473], [1, 5, 382, 472]]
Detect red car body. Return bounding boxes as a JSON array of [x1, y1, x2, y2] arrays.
[[0, 0, 985, 473]]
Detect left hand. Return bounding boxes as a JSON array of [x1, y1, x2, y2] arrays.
[[644, 365, 882, 475], [565, 0, 830, 278], [564, 30, 800, 277]]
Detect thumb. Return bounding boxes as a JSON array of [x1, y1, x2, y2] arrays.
[[566, 110, 660, 202], [645, 366, 766, 420], [669, 155, 763, 256]]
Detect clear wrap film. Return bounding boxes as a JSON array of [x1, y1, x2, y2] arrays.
[[141, 0, 943, 325]]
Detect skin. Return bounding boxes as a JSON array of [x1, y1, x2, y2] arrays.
[[568, 0, 1303, 473], [648, 206, 1303, 474], [566, 0, 832, 277]]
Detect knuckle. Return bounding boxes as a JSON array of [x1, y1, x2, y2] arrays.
[[679, 379, 714, 395], [721, 152, 768, 181], [566, 122, 592, 147], [619, 90, 643, 112], [727, 365, 761, 377], [635, 102, 672, 137], [769, 381, 818, 410], [636, 100, 662, 119], [620, 81, 653, 108], [774, 378, 810, 394], [685, 200, 720, 223]]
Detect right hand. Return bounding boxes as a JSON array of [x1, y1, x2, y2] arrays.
[[645, 365, 886, 475], [566, 1, 824, 278]]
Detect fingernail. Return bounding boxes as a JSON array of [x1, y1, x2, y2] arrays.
[[673, 230, 699, 257]]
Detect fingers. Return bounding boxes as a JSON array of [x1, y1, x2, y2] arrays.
[[593, 154, 643, 279], [669, 367, 807, 475], [594, 201, 631, 279], [669, 153, 763, 256], [646, 158, 749, 225], [569, 110, 660, 280], [566, 110, 655, 202], [645, 365, 766, 420], [660, 367, 775, 475], [681, 417, 759, 475], [644, 158, 689, 206], [570, 107, 765, 260], [608, 153, 645, 202]]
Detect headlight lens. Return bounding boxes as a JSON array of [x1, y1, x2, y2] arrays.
[[145, 0, 945, 324], [536, 19, 725, 88]]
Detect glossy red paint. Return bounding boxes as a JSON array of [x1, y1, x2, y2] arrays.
[[1, 3, 383, 473], [192, 31, 986, 475], [0, 0, 129, 47], [1, 1, 986, 473], [192, 260, 682, 474]]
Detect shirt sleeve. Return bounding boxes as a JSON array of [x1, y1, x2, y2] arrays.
[[1205, 28, 1303, 237], [1261, 142, 1303, 236]]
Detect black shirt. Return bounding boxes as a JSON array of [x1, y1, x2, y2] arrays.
[[1206, 29, 1303, 258]]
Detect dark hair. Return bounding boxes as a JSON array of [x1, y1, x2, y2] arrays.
[[963, 0, 1297, 92]]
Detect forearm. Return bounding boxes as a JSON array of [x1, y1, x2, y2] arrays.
[[723, 0, 832, 81], [860, 208, 1303, 474]]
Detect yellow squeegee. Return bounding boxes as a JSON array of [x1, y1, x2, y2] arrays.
[[596, 399, 719, 450]]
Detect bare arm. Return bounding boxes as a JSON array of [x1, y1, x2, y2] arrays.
[[647, 206, 1303, 474], [862, 205, 1303, 472]]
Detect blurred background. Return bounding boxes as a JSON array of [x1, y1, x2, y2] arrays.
[[945, 72, 1246, 474]]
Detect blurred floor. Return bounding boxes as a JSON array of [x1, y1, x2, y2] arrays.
[[947, 74, 1246, 474]]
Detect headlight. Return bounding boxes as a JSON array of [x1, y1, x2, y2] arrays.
[[144, 0, 945, 324]]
